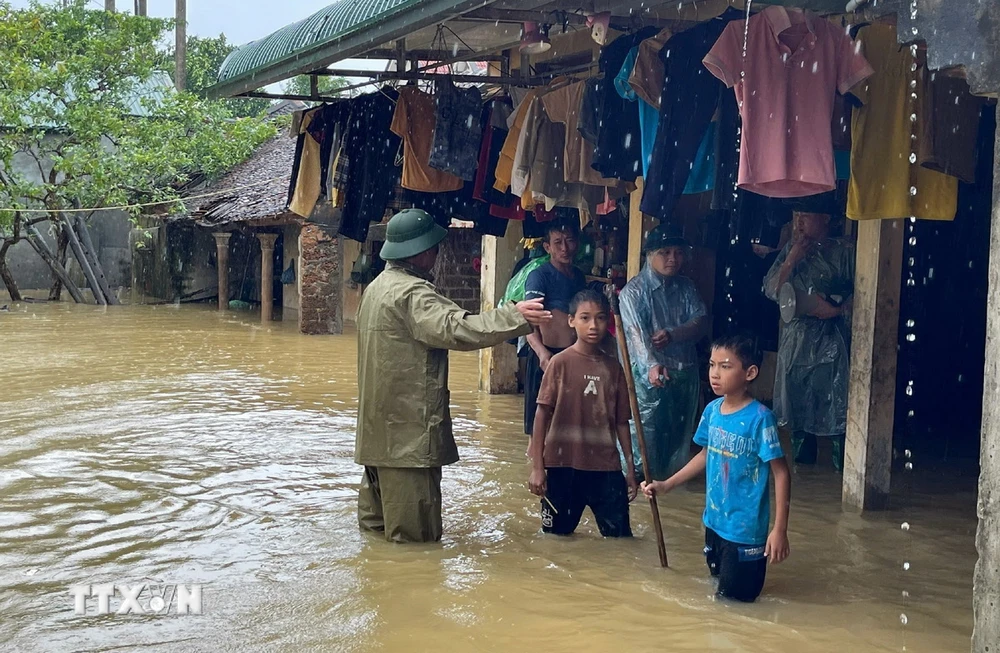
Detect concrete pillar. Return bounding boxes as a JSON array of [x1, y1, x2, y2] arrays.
[[257, 233, 278, 323], [843, 218, 904, 512], [212, 232, 232, 311], [479, 220, 523, 394], [973, 103, 1000, 653], [298, 225, 343, 335]]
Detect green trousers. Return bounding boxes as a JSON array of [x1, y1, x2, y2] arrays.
[[358, 466, 443, 543]]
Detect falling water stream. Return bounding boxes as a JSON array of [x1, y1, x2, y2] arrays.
[[0, 303, 976, 652]]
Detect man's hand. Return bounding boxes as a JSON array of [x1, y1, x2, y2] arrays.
[[786, 237, 813, 267], [516, 299, 552, 326], [651, 329, 672, 349], [809, 297, 842, 320], [528, 467, 547, 496], [625, 472, 639, 502], [648, 364, 669, 387], [765, 528, 790, 564]]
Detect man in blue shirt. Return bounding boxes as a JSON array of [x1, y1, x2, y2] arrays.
[[522, 218, 586, 436], [643, 333, 791, 602]]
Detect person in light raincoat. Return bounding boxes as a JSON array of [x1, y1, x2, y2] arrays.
[[763, 211, 855, 471], [619, 226, 708, 482], [355, 209, 550, 543]]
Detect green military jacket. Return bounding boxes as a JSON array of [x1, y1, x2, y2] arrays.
[[355, 262, 532, 468]]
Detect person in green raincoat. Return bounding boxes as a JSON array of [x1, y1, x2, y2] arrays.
[[619, 226, 708, 483], [764, 211, 854, 471], [355, 209, 550, 544]]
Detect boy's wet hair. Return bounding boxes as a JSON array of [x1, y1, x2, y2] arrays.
[[569, 289, 609, 316], [711, 332, 762, 370]]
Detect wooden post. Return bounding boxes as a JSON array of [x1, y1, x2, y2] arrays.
[[973, 103, 1000, 653], [212, 232, 231, 311], [60, 216, 107, 306], [73, 215, 119, 305], [257, 233, 278, 323], [627, 178, 646, 280], [843, 218, 903, 511], [479, 221, 523, 394], [174, 0, 186, 92]]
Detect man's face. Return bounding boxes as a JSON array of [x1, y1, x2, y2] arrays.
[[794, 212, 830, 240], [648, 246, 685, 277], [544, 230, 579, 266]]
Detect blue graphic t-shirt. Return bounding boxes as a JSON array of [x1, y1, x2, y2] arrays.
[[693, 398, 784, 546]]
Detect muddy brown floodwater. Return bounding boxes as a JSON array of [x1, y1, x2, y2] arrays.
[[0, 303, 978, 652]]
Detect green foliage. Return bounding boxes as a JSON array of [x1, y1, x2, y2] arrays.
[[282, 74, 349, 99], [159, 33, 270, 119], [0, 0, 277, 232]]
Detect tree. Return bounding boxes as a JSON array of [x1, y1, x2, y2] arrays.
[[282, 74, 349, 99], [159, 33, 271, 119], [0, 0, 276, 303]]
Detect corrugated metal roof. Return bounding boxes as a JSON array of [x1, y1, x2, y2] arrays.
[[217, 0, 419, 83]]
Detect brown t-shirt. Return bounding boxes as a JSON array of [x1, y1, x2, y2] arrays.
[[536, 347, 632, 472], [390, 87, 464, 193]]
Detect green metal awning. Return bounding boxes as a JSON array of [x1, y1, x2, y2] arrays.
[[205, 0, 492, 99]]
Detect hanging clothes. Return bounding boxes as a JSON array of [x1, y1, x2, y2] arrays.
[[338, 89, 402, 243], [703, 6, 873, 198], [428, 76, 483, 181], [617, 45, 717, 192], [918, 72, 985, 184], [640, 8, 741, 221], [847, 23, 960, 220], [763, 238, 855, 437], [494, 89, 541, 194], [577, 77, 602, 146], [541, 80, 624, 190], [591, 26, 659, 182], [512, 93, 602, 219], [391, 87, 464, 193], [288, 108, 323, 218]]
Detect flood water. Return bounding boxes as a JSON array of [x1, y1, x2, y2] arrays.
[[0, 303, 977, 652]]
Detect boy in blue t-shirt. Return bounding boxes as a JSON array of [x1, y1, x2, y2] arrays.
[[642, 333, 791, 602]]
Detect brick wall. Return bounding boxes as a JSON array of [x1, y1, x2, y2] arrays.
[[433, 228, 481, 313], [298, 225, 343, 335]]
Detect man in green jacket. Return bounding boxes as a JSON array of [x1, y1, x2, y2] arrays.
[[356, 209, 551, 543]]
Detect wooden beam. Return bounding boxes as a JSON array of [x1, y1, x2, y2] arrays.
[[973, 102, 1000, 653], [627, 178, 646, 280], [843, 218, 903, 511], [479, 221, 523, 394]]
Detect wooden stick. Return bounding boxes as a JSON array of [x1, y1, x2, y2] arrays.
[[612, 296, 669, 568]]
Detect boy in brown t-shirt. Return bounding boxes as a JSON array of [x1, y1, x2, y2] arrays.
[[528, 290, 638, 537]]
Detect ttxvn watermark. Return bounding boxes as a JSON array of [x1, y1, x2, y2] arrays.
[[70, 584, 203, 615]]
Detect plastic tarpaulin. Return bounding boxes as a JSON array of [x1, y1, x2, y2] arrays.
[[764, 239, 855, 436]]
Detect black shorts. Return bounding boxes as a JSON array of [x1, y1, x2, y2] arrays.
[[541, 467, 632, 538], [523, 347, 565, 435], [704, 528, 767, 602]]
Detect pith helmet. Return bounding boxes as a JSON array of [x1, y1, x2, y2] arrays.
[[379, 209, 449, 261]]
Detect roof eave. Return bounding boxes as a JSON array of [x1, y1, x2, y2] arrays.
[[204, 0, 493, 99]]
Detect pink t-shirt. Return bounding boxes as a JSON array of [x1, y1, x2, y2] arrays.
[[703, 7, 873, 198]]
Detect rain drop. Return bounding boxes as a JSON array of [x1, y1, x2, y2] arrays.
[[903, 562, 911, 571], [909, 186, 917, 196], [900, 614, 909, 625], [901, 522, 910, 531]]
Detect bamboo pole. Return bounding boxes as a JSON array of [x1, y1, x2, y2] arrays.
[[612, 294, 669, 568], [25, 224, 87, 304]]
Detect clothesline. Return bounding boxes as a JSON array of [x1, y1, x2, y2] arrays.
[[0, 175, 287, 215]]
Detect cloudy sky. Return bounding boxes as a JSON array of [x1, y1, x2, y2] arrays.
[[12, 0, 333, 45]]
